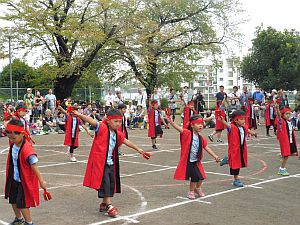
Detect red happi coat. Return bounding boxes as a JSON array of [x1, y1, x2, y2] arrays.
[[64, 115, 80, 147], [5, 138, 39, 207], [245, 103, 256, 129], [265, 104, 274, 126], [118, 114, 128, 139], [148, 108, 161, 138], [183, 107, 197, 129], [83, 122, 125, 192], [276, 118, 298, 157], [215, 108, 226, 131], [228, 123, 248, 169], [174, 129, 207, 180]]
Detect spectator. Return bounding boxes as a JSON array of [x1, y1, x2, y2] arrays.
[[151, 88, 162, 106], [135, 88, 147, 109], [114, 91, 125, 105], [277, 89, 289, 108], [253, 87, 265, 105], [45, 88, 57, 115], [215, 85, 227, 107], [204, 109, 215, 128], [168, 88, 177, 121], [89, 108, 102, 130], [24, 93, 33, 123], [83, 103, 93, 117], [133, 105, 144, 128], [193, 89, 205, 115], [104, 89, 115, 113], [240, 86, 252, 110], [127, 100, 136, 128], [228, 86, 241, 112], [42, 109, 56, 132], [33, 91, 44, 123], [23, 88, 35, 105], [56, 111, 66, 133]]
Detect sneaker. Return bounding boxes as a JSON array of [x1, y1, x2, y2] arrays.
[[99, 202, 106, 212], [208, 134, 214, 142], [216, 139, 223, 143], [187, 191, 196, 200], [233, 179, 244, 187], [106, 204, 118, 217], [220, 156, 228, 166], [195, 188, 205, 197], [9, 218, 24, 225], [70, 156, 77, 162], [152, 145, 158, 151], [278, 168, 289, 176]]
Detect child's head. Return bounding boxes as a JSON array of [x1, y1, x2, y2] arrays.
[[15, 104, 27, 117], [92, 108, 97, 115], [231, 110, 246, 126], [254, 99, 258, 104], [281, 108, 291, 120], [137, 104, 142, 110], [118, 103, 127, 114], [151, 100, 159, 109], [106, 108, 123, 130], [189, 114, 204, 132], [45, 109, 52, 117], [5, 119, 24, 144]]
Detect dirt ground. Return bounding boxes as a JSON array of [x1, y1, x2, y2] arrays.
[[0, 125, 299, 225]]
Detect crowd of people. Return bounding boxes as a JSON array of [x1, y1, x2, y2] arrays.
[[0, 85, 299, 225]]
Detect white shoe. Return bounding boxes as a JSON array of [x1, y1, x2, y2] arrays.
[[70, 156, 77, 162]]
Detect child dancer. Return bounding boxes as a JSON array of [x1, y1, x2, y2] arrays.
[[168, 114, 220, 199], [208, 102, 227, 143], [74, 108, 147, 217], [245, 98, 257, 140], [4, 119, 47, 225], [148, 100, 168, 151], [275, 107, 298, 176], [117, 103, 128, 156], [58, 105, 93, 162], [265, 99, 276, 136], [219, 110, 257, 187]]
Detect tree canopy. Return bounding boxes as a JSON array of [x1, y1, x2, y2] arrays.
[[241, 27, 300, 91]]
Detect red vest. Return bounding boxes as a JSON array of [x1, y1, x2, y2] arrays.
[[118, 115, 128, 139], [5, 138, 39, 207], [83, 122, 125, 191], [276, 118, 298, 157], [64, 115, 80, 147], [183, 107, 196, 129], [265, 104, 273, 126], [215, 108, 226, 130], [174, 129, 207, 180], [227, 123, 248, 169], [148, 108, 161, 138]]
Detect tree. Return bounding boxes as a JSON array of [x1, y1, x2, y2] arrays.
[[241, 27, 300, 91], [101, 0, 244, 98], [0, 59, 35, 87], [0, 0, 128, 100]]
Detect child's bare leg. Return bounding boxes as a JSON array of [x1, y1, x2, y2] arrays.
[[210, 130, 216, 136], [216, 131, 222, 139], [234, 175, 239, 181], [189, 182, 196, 191], [103, 196, 111, 205], [195, 180, 203, 189], [20, 208, 32, 223], [281, 156, 288, 168], [151, 138, 156, 146], [11, 204, 22, 218]]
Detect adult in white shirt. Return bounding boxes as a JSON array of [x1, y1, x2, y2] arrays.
[[45, 88, 57, 115], [151, 88, 162, 106], [104, 89, 115, 113], [135, 88, 147, 109], [114, 91, 125, 106]]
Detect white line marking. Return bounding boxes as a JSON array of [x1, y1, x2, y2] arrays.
[[0, 147, 9, 154], [0, 219, 8, 225], [176, 196, 211, 204], [245, 185, 264, 189], [87, 173, 300, 225], [120, 160, 171, 168], [39, 160, 88, 168], [121, 167, 176, 178]]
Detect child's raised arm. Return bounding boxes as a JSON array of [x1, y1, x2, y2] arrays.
[[73, 110, 98, 127], [219, 116, 231, 129], [167, 117, 183, 133]]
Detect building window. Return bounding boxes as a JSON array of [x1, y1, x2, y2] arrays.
[[220, 78, 223, 81], [228, 80, 233, 85], [219, 68, 223, 73]]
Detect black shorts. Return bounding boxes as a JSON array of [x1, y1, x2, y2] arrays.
[[230, 168, 240, 176], [98, 164, 115, 198], [290, 143, 297, 155], [187, 162, 204, 182], [9, 180, 26, 208], [151, 125, 163, 139]]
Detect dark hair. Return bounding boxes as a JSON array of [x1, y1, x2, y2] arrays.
[[219, 85, 224, 88], [118, 103, 127, 110], [107, 108, 123, 117], [8, 119, 24, 127], [15, 103, 27, 111], [230, 110, 246, 120], [188, 114, 202, 130]]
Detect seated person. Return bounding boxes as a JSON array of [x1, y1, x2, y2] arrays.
[[204, 109, 215, 128], [56, 111, 66, 133], [89, 108, 101, 130], [43, 109, 56, 132], [132, 104, 144, 128]]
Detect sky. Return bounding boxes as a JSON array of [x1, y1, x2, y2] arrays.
[[0, 0, 300, 69]]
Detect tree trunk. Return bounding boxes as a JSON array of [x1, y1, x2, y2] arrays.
[[54, 75, 81, 101]]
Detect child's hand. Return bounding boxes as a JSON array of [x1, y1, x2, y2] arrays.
[[88, 132, 94, 138], [39, 180, 47, 190], [251, 132, 257, 138], [166, 125, 170, 129], [215, 156, 221, 163], [137, 148, 144, 155]]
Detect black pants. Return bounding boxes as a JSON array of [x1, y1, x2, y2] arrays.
[[69, 138, 78, 154], [9, 180, 26, 208], [98, 164, 115, 198]]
